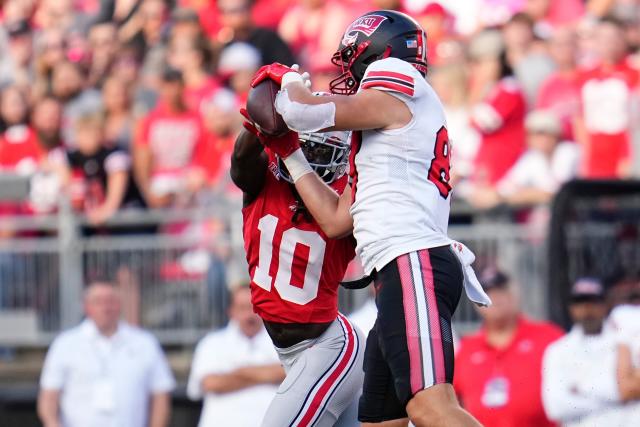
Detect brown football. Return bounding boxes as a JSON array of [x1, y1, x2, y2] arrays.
[[246, 79, 288, 136]]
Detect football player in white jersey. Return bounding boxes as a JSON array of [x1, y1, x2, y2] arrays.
[[248, 9, 491, 427]]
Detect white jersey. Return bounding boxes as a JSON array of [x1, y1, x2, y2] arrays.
[[350, 57, 452, 275]]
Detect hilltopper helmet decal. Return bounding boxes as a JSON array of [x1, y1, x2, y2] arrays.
[[341, 14, 388, 46]]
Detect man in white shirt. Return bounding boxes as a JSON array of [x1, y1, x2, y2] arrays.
[[37, 281, 175, 427], [608, 283, 640, 424], [542, 278, 621, 426], [187, 284, 285, 427]]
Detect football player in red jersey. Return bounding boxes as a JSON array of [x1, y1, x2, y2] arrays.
[[230, 111, 364, 426], [249, 10, 490, 427]]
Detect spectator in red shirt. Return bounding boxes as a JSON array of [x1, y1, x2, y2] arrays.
[[469, 30, 527, 186], [196, 88, 241, 192], [0, 85, 41, 175], [537, 26, 580, 141], [133, 68, 206, 209], [454, 268, 563, 427], [167, 34, 219, 113], [575, 16, 639, 179]]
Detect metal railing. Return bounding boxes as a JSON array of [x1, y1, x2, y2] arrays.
[[0, 197, 551, 346]]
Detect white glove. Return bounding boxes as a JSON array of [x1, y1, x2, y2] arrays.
[[281, 64, 312, 89]]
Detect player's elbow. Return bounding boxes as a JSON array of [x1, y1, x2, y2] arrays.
[[321, 220, 352, 240]]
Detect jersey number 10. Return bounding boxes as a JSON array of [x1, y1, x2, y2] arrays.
[[253, 214, 327, 305]]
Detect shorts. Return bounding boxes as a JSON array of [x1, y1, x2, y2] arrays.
[[358, 246, 463, 423], [262, 314, 365, 427]]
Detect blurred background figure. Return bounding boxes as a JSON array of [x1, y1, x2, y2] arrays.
[[37, 281, 175, 427], [217, 42, 262, 102], [575, 16, 638, 179], [607, 281, 640, 425], [472, 109, 579, 211], [542, 278, 621, 426], [63, 112, 145, 231], [187, 283, 284, 427], [133, 68, 206, 209], [468, 30, 526, 191], [454, 268, 563, 427], [216, 0, 295, 66], [536, 26, 580, 141], [278, 0, 352, 74]]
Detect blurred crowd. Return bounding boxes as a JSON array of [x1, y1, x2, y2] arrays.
[[0, 0, 639, 236]]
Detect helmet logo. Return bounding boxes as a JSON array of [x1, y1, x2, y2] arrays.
[[342, 15, 388, 46]]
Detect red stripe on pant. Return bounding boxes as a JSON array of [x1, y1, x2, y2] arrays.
[[297, 314, 355, 426], [397, 254, 424, 394], [418, 250, 446, 384]]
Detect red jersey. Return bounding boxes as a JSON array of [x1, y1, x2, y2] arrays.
[[135, 103, 206, 176], [242, 157, 355, 324], [577, 59, 639, 178], [0, 125, 42, 173], [536, 72, 580, 141], [454, 317, 563, 427], [472, 78, 527, 185]]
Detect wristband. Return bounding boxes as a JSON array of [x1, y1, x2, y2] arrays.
[[282, 148, 313, 182]]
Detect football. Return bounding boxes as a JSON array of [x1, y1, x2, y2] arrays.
[[246, 79, 289, 136]]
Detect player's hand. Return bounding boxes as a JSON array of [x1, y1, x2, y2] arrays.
[[240, 108, 300, 158], [251, 63, 297, 87], [250, 63, 311, 89]]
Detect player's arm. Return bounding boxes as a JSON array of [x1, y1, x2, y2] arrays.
[[294, 173, 353, 238], [230, 128, 268, 204], [200, 363, 284, 394], [252, 62, 412, 133], [616, 343, 640, 401], [247, 124, 354, 238], [281, 82, 411, 132]]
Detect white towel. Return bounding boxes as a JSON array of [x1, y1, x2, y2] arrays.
[[450, 241, 492, 307]]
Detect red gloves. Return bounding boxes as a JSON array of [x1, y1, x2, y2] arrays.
[[250, 63, 297, 88], [240, 108, 300, 159]]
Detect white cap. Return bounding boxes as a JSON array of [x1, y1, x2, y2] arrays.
[[218, 42, 261, 75]]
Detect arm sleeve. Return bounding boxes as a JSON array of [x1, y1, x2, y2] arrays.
[[360, 58, 417, 110], [148, 338, 176, 393], [541, 344, 613, 423], [39, 337, 67, 390]]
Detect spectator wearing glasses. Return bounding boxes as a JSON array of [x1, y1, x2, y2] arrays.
[[542, 278, 621, 426]]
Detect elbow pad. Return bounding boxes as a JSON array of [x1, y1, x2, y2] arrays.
[[275, 89, 336, 133]]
